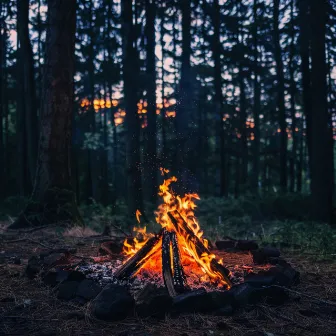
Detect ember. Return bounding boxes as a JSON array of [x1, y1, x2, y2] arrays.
[[115, 170, 232, 294]]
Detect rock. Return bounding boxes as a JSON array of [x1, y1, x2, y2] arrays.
[[215, 240, 236, 250], [76, 279, 101, 301], [92, 284, 135, 321], [135, 285, 172, 318], [207, 290, 233, 310], [252, 247, 281, 264], [43, 271, 58, 286], [25, 256, 42, 279], [57, 281, 79, 300], [43, 252, 68, 268], [56, 269, 86, 283], [267, 265, 300, 287], [230, 283, 256, 307], [236, 240, 259, 251], [43, 269, 85, 286], [251, 286, 288, 305], [215, 239, 258, 251], [244, 273, 276, 287], [172, 288, 212, 313]]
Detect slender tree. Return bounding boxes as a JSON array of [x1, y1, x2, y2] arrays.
[[10, 0, 82, 228], [212, 0, 227, 197], [122, 0, 144, 216], [145, 0, 158, 204], [273, 0, 287, 192], [298, 0, 313, 175], [175, 0, 192, 184], [0, 9, 5, 200], [17, 0, 38, 185], [252, 0, 261, 191], [289, 0, 298, 192], [310, 0, 334, 222]]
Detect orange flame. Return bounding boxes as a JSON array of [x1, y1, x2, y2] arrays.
[[135, 209, 142, 223], [122, 170, 230, 288]]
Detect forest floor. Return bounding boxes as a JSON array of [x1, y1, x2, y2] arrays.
[[0, 222, 336, 336]]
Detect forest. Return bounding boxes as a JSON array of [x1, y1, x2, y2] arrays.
[[0, 0, 336, 335]]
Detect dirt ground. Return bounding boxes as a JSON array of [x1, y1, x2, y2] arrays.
[[0, 225, 335, 336]]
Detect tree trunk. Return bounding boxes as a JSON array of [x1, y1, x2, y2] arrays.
[[273, 0, 287, 192], [87, 0, 99, 202], [160, 10, 167, 168], [17, 0, 38, 185], [175, 0, 192, 184], [289, 0, 298, 193], [122, 0, 144, 216], [0, 14, 5, 200], [106, 0, 118, 207], [16, 36, 31, 196], [239, 74, 248, 187], [298, 0, 313, 177], [310, 0, 334, 223], [145, 0, 157, 204], [9, 0, 83, 229], [297, 121, 304, 192], [212, 0, 227, 197], [252, 0, 261, 191]]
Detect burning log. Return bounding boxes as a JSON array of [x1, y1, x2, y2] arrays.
[[162, 229, 177, 297], [170, 231, 189, 293], [168, 211, 232, 288], [114, 230, 163, 279], [162, 229, 189, 297]]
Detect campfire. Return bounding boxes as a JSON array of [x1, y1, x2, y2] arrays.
[[20, 170, 300, 320], [114, 170, 232, 296]]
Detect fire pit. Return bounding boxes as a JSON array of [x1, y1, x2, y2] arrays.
[[24, 170, 300, 321], [115, 172, 232, 296]]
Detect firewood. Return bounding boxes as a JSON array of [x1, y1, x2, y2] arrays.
[[170, 231, 189, 293], [162, 229, 177, 297], [168, 211, 232, 288], [114, 230, 163, 279]]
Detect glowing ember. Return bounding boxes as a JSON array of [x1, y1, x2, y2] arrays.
[[121, 169, 232, 289]]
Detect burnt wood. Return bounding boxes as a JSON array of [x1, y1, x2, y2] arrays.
[[170, 231, 189, 293], [162, 229, 177, 297], [168, 211, 232, 288], [114, 230, 163, 279]]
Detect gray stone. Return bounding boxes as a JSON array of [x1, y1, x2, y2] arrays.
[[92, 284, 135, 321], [57, 281, 79, 300], [76, 279, 101, 300]]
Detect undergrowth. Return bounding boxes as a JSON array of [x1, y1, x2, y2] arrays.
[[1, 194, 335, 259]]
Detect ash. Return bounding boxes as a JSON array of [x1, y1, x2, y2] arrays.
[[76, 261, 166, 294], [76, 260, 246, 293]]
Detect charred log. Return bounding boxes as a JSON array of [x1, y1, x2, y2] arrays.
[[114, 230, 163, 279], [170, 231, 189, 293], [162, 230, 189, 296], [162, 229, 177, 297]]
